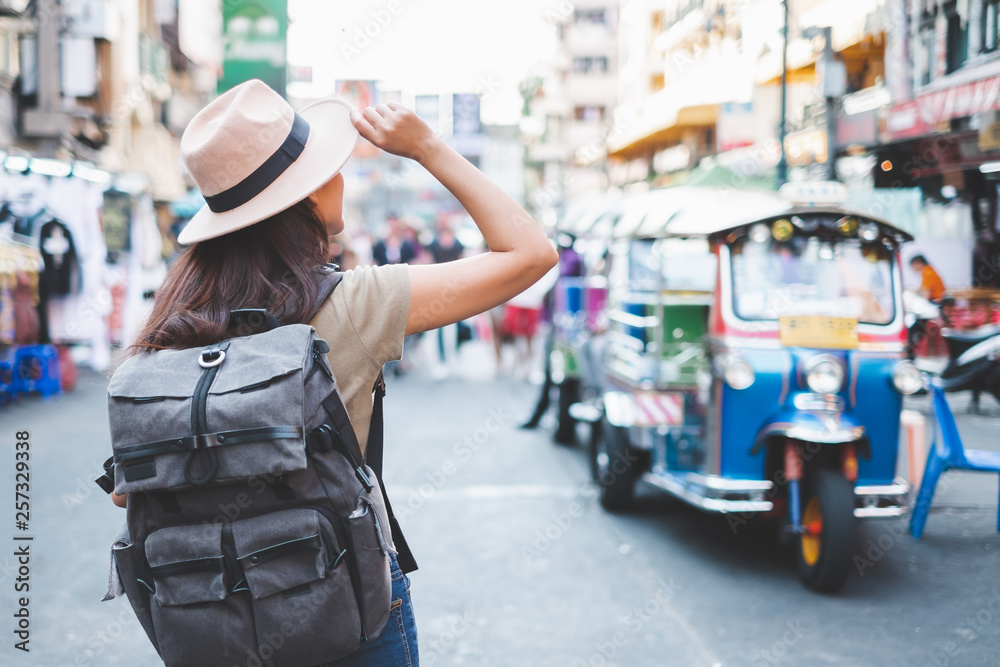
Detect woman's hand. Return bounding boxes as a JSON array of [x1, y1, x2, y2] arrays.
[[350, 103, 441, 163]]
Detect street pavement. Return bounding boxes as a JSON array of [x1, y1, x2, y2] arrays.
[[0, 339, 999, 666]]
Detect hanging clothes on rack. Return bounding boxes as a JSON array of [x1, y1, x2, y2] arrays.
[[0, 237, 44, 345]]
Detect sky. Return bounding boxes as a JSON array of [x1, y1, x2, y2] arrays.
[[285, 0, 561, 125]]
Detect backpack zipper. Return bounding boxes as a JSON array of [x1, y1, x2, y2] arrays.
[[307, 344, 334, 382], [221, 522, 241, 594]]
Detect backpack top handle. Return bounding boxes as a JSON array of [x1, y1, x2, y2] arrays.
[[228, 308, 282, 337]]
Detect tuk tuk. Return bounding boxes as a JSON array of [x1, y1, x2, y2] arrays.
[[584, 184, 922, 591], [546, 194, 620, 443]]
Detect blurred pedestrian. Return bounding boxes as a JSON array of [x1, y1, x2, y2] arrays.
[[374, 213, 421, 375], [372, 212, 417, 265], [500, 257, 559, 377], [113, 80, 557, 664], [909, 254, 946, 302], [522, 234, 582, 432], [427, 217, 466, 379]]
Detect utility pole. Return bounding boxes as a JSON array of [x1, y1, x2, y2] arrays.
[[821, 26, 838, 181], [22, 0, 69, 155], [776, 0, 789, 188]]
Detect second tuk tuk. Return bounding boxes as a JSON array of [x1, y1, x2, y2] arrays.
[[579, 185, 922, 592]]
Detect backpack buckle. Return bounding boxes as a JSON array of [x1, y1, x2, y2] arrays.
[[198, 349, 226, 368]]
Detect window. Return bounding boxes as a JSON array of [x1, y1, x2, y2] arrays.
[[919, 24, 935, 85], [574, 9, 606, 25], [572, 56, 609, 74], [985, 0, 1000, 52], [574, 106, 605, 122], [946, 10, 968, 73]]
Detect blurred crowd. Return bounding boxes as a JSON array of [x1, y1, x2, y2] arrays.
[[326, 211, 558, 381]]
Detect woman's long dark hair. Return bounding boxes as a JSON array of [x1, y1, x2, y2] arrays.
[[131, 200, 329, 353]]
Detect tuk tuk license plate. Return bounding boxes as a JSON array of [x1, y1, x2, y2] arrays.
[[778, 316, 859, 349]]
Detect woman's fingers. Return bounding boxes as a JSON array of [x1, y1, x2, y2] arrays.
[[349, 109, 378, 144], [361, 106, 383, 125], [375, 103, 393, 117]]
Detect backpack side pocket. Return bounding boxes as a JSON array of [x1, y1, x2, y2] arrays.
[[105, 536, 160, 656], [346, 497, 393, 641]]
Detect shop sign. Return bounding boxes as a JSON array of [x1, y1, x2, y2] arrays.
[[980, 121, 1000, 152], [883, 74, 1000, 142], [837, 108, 878, 149], [219, 0, 287, 97], [716, 101, 755, 152], [336, 81, 378, 159]]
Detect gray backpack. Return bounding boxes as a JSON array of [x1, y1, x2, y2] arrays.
[[97, 299, 404, 666]]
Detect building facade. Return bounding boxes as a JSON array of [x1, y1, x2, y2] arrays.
[[521, 0, 619, 221]]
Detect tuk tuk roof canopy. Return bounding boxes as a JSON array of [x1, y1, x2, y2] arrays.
[[706, 205, 915, 246], [557, 191, 622, 236], [559, 186, 914, 243]]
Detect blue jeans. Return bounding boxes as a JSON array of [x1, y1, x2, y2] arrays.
[[323, 553, 419, 666]]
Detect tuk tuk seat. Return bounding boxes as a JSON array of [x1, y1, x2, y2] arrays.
[[909, 382, 1000, 538]]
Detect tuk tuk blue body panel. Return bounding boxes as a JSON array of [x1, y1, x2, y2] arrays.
[[717, 348, 789, 479], [850, 355, 904, 485]]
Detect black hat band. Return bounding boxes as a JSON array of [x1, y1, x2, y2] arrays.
[[203, 113, 310, 214]]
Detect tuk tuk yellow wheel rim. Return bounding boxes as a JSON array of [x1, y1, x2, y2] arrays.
[[800, 497, 823, 567]]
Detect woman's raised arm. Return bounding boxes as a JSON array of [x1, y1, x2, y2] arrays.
[[351, 103, 559, 335]]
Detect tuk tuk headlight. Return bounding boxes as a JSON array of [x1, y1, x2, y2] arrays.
[[724, 357, 756, 390], [804, 355, 845, 395], [892, 361, 923, 395]]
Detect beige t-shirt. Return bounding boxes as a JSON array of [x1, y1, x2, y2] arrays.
[[308, 264, 410, 456]]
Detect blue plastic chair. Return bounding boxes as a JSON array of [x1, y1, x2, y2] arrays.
[[910, 382, 1000, 538], [8, 344, 61, 399]]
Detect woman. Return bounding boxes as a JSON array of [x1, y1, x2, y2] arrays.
[[110, 80, 557, 664]]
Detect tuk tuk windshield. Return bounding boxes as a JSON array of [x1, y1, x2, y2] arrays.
[[730, 237, 895, 325], [629, 239, 717, 292]]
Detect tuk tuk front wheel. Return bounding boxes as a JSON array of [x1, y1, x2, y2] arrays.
[[795, 469, 857, 593], [593, 417, 641, 511]]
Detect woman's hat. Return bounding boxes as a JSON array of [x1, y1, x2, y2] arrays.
[[177, 79, 359, 245]]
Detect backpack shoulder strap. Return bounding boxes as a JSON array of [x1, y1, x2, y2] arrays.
[[368, 371, 418, 574]]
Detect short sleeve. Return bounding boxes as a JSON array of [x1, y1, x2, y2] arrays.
[[334, 264, 410, 368]]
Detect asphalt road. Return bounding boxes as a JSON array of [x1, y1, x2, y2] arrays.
[[0, 340, 998, 666]]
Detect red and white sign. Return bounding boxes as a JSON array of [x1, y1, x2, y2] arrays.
[[883, 74, 1000, 142], [633, 392, 684, 427]]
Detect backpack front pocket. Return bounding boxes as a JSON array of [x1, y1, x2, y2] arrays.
[[144, 523, 257, 667], [231, 508, 363, 665]]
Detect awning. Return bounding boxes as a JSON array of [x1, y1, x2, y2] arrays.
[[608, 104, 718, 160]]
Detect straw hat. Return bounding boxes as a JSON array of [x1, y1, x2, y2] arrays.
[[177, 79, 359, 245]]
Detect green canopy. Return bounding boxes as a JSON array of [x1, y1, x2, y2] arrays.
[[685, 164, 777, 191]]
